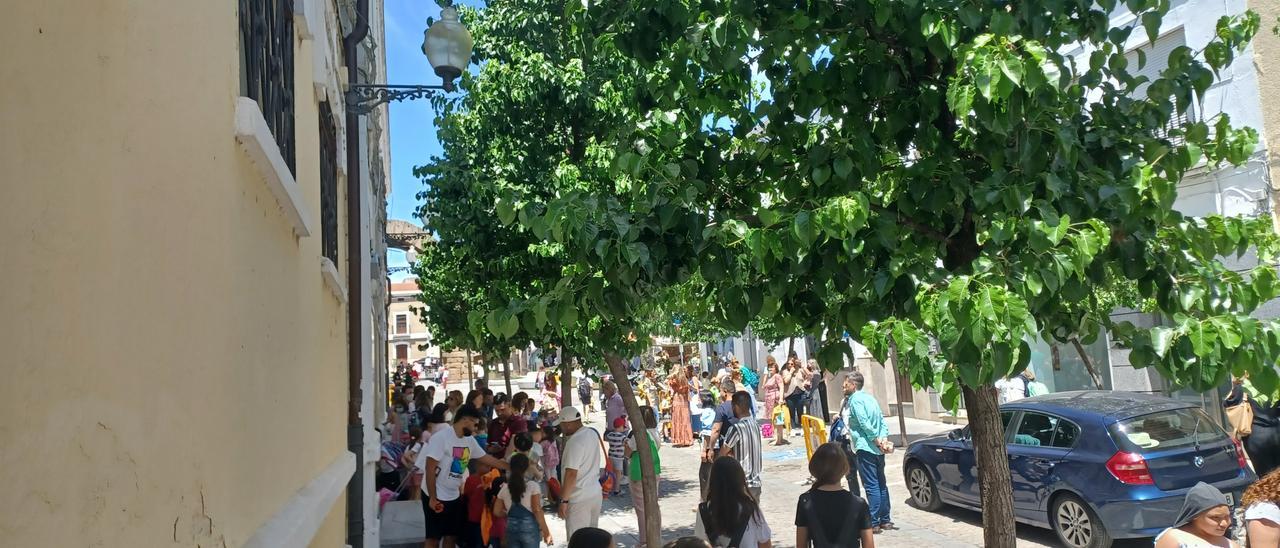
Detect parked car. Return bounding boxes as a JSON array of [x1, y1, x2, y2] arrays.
[[903, 391, 1256, 548]]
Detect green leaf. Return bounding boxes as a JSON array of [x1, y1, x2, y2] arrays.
[[999, 57, 1023, 87], [1187, 321, 1217, 357], [1179, 286, 1205, 310], [496, 197, 516, 226], [1141, 12, 1163, 45], [833, 156, 854, 179], [793, 211, 817, 245], [812, 165, 832, 186], [1151, 327, 1176, 358]]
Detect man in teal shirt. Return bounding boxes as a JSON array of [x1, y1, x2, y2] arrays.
[[845, 371, 894, 532]]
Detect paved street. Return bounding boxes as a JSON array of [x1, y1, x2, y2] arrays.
[[383, 406, 1154, 547]]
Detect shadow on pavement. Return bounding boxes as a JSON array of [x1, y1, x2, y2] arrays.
[[902, 496, 1151, 547]]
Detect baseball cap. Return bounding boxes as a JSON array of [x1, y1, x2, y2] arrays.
[[613, 416, 627, 428], [553, 405, 583, 426]]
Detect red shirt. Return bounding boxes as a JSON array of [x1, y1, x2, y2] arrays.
[[486, 415, 529, 455]]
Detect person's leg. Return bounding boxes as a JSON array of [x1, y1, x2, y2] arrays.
[[749, 485, 761, 501], [421, 495, 439, 548], [856, 451, 885, 528], [843, 444, 862, 498], [875, 453, 892, 526], [698, 459, 712, 500]]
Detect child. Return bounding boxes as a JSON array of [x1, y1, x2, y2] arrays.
[[462, 460, 503, 547], [604, 416, 630, 494], [510, 432, 543, 481], [697, 392, 716, 447], [474, 416, 489, 449], [494, 453, 554, 548], [539, 424, 561, 503]]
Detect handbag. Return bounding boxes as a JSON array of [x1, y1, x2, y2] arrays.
[[594, 429, 618, 495], [1225, 396, 1254, 439]]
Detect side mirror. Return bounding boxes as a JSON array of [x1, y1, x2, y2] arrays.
[[947, 428, 962, 441]]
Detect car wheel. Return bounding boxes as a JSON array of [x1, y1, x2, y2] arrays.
[[1051, 493, 1112, 548], [906, 462, 943, 511]]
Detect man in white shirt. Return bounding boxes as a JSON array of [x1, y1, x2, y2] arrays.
[[554, 406, 605, 538], [416, 404, 508, 548]]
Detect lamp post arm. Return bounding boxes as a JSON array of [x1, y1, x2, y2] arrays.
[[345, 84, 451, 115]]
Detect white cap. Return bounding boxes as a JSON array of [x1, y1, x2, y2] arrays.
[[553, 406, 583, 426]]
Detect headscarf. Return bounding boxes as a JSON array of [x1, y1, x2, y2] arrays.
[[1171, 482, 1230, 529]]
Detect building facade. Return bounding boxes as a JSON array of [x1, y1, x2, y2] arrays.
[[1, 0, 390, 546], [389, 281, 439, 366]]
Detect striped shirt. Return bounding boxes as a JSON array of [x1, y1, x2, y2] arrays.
[[723, 415, 763, 489]]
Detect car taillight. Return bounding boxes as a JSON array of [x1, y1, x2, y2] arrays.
[[1106, 451, 1154, 485], [1232, 438, 1249, 471]]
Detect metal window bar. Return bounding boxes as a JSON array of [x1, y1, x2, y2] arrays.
[[319, 101, 339, 265], [239, 0, 296, 174]]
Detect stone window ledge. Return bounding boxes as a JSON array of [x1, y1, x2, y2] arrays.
[[235, 97, 315, 238], [321, 256, 347, 304]]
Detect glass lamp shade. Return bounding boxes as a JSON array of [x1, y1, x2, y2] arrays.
[[421, 7, 473, 90], [405, 248, 418, 264]]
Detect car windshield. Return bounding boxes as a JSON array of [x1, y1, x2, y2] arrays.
[[1109, 408, 1223, 453]]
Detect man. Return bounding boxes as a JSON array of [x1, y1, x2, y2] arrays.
[[603, 380, 626, 429], [838, 372, 863, 497], [555, 406, 605, 538], [719, 390, 764, 500], [417, 404, 509, 548], [578, 374, 594, 413], [486, 393, 528, 457], [846, 371, 894, 532], [700, 377, 738, 498]]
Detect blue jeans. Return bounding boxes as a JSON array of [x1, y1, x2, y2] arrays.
[[856, 450, 891, 526], [505, 514, 540, 548]]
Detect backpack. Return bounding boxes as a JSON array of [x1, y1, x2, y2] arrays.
[[698, 502, 749, 548], [802, 491, 860, 547]]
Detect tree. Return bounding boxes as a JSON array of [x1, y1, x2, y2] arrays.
[[414, 0, 671, 542], [505, 2, 1279, 547]]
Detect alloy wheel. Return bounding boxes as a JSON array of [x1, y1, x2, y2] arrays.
[[1055, 499, 1093, 548], [908, 467, 933, 507]]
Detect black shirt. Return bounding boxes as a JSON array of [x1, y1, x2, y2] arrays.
[[711, 401, 736, 450], [795, 489, 872, 547]]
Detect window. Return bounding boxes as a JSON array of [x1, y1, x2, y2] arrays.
[[1012, 412, 1079, 448], [239, 0, 296, 173], [1110, 408, 1225, 453], [395, 345, 409, 362], [395, 314, 408, 335], [1124, 29, 1195, 146], [319, 101, 338, 264]]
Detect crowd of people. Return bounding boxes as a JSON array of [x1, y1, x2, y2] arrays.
[[381, 356, 1280, 548]]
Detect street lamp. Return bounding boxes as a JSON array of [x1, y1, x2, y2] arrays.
[[346, 6, 473, 115]]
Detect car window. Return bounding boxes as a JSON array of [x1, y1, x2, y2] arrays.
[[1051, 419, 1080, 448], [1011, 412, 1078, 448], [1110, 408, 1224, 453]]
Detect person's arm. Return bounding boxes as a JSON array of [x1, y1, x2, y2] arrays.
[[493, 491, 509, 518], [704, 422, 724, 461], [719, 426, 737, 458], [860, 528, 876, 548], [559, 467, 578, 518], [424, 457, 443, 512], [1153, 530, 1181, 548], [533, 493, 553, 545], [1247, 519, 1280, 548], [850, 398, 880, 443], [476, 453, 509, 471], [796, 526, 808, 548]]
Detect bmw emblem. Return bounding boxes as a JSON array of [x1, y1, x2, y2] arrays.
[[1194, 456, 1205, 468]]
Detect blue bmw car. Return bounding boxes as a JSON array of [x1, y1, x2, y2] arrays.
[[903, 391, 1256, 548]]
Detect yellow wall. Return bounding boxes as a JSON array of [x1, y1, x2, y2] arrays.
[[1251, 0, 1280, 232], [1, 1, 350, 546]]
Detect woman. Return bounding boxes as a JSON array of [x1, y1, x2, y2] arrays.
[[465, 389, 485, 412], [696, 457, 772, 548], [444, 390, 463, 423], [1243, 469, 1280, 548], [1154, 482, 1237, 547], [762, 357, 785, 445], [669, 369, 694, 447], [796, 443, 874, 547], [783, 359, 807, 434], [494, 454, 554, 548], [626, 406, 664, 548], [1226, 376, 1280, 478], [805, 359, 823, 417]]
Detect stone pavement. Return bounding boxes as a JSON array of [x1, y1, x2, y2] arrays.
[[381, 407, 1152, 547]]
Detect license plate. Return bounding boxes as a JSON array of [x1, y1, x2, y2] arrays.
[[1225, 492, 1235, 506]]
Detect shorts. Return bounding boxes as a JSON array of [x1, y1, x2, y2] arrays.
[[422, 496, 466, 539]]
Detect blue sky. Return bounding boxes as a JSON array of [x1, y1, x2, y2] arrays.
[[383, 0, 482, 280]]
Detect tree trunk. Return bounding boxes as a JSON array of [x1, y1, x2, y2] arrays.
[[561, 352, 573, 408], [503, 354, 513, 396], [1070, 337, 1104, 390], [467, 348, 475, 390], [890, 340, 909, 446], [606, 353, 662, 546], [961, 383, 1017, 548]]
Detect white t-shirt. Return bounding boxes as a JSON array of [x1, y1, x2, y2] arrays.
[[1245, 501, 1280, 524], [696, 509, 772, 548], [497, 482, 537, 513], [416, 427, 485, 501], [561, 427, 604, 503]]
